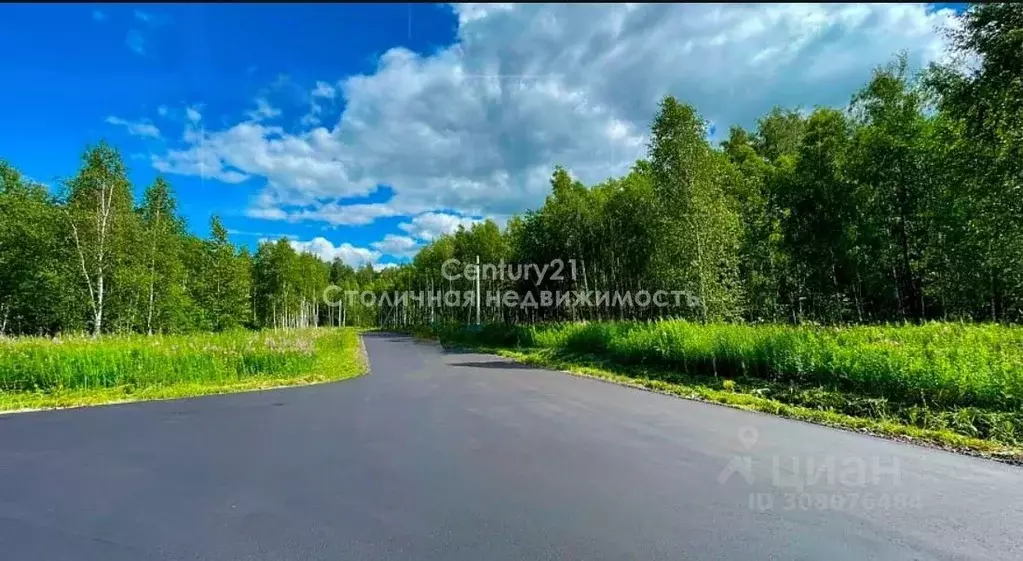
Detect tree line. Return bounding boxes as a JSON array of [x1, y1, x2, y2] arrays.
[[370, 4, 1023, 327], [1, 3, 1020, 336], [0, 149, 388, 336]]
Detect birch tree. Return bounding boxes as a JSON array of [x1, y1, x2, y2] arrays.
[[138, 177, 190, 334], [63, 143, 135, 336], [648, 95, 743, 322]]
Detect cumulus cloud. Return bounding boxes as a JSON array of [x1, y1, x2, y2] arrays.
[[185, 106, 202, 123], [151, 3, 959, 231], [105, 116, 161, 138], [371, 234, 420, 259], [281, 235, 416, 268], [399, 212, 482, 241], [287, 237, 381, 267], [152, 143, 250, 184]]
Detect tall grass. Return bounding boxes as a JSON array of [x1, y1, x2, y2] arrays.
[[435, 320, 1023, 412], [426, 320, 1023, 446], [0, 328, 361, 397]]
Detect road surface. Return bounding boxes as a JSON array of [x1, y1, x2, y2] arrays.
[[1, 332, 1021, 560]]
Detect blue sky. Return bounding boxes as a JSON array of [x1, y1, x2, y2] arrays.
[[0, 3, 966, 268]]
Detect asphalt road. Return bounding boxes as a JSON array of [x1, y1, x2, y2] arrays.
[[1, 332, 1021, 560]]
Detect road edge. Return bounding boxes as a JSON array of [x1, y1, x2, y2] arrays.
[[445, 343, 1023, 467]]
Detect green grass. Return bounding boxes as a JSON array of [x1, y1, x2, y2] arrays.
[[412, 320, 1023, 462], [0, 327, 367, 412]]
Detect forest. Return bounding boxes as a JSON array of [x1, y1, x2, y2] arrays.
[[344, 4, 1023, 330], [0, 154, 385, 337], [0, 4, 1020, 338]]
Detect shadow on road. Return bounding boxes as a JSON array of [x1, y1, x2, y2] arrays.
[[362, 332, 416, 343], [439, 346, 481, 356], [448, 360, 537, 370]]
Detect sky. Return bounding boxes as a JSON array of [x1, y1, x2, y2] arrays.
[[0, 3, 968, 269]]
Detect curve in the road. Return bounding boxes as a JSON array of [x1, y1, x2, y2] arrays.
[[0, 331, 1020, 561]]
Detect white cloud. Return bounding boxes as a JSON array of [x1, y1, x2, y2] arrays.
[[311, 81, 337, 98], [246, 98, 281, 121], [152, 144, 250, 184], [227, 229, 296, 239], [455, 3, 516, 26], [161, 121, 365, 200], [246, 206, 288, 220], [284, 234, 420, 269], [371, 234, 420, 259], [300, 113, 322, 127], [105, 116, 161, 138], [157, 105, 169, 117], [151, 3, 959, 230], [185, 106, 202, 123], [134, 9, 172, 26], [252, 200, 417, 227], [399, 212, 482, 241], [287, 237, 380, 267], [300, 82, 339, 127]]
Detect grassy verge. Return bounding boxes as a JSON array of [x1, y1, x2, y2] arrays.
[[407, 322, 1023, 464], [0, 327, 367, 413]]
